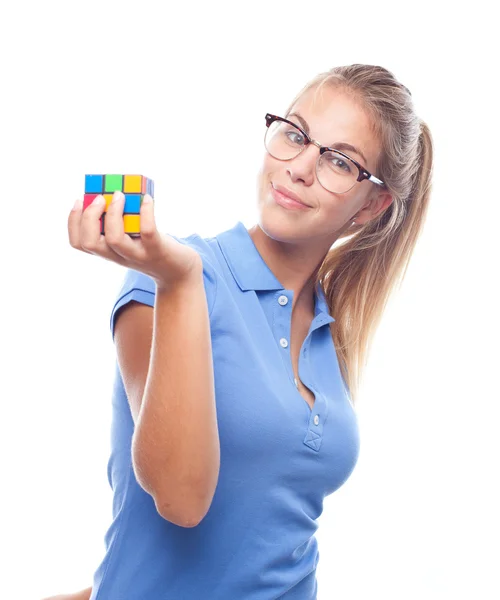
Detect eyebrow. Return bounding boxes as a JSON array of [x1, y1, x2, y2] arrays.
[[287, 112, 368, 166]]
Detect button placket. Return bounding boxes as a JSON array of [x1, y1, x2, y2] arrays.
[[276, 293, 295, 388], [278, 294, 309, 392], [276, 292, 324, 436], [298, 334, 326, 439]]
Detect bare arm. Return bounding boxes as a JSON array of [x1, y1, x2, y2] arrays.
[[43, 275, 219, 599], [115, 272, 220, 527], [135, 277, 220, 526]]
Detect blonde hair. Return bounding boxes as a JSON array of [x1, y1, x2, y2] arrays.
[[284, 64, 434, 407]]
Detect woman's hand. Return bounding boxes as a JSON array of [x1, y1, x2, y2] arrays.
[[68, 192, 203, 290]]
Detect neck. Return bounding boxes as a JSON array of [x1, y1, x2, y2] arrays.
[[247, 224, 326, 313]]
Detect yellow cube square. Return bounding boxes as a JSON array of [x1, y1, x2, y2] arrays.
[[123, 175, 143, 194], [123, 214, 141, 234]]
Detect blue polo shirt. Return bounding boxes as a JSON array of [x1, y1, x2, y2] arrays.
[[90, 221, 360, 600]]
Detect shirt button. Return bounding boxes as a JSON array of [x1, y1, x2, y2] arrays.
[[280, 338, 288, 348], [314, 415, 320, 425], [278, 295, 288, 306]]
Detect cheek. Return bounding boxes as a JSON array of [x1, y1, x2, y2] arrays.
[[260, 154, 275, 179], [257, 175, 271, 204], [257, 155, 278, 193], [317, 189, 355, 223]]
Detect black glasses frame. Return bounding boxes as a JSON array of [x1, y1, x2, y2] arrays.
[[265, 113, 385, 191]]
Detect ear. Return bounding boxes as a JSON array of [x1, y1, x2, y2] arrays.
[[355, 189, 393, 225]]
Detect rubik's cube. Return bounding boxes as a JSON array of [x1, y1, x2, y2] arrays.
[[83, 174, 155, 236]]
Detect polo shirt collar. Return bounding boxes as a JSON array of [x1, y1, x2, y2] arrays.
[[216, 221, 335, 324]]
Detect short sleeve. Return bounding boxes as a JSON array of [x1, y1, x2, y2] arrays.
[[109, 269, 156, 342], [109, 233, 219, 342]]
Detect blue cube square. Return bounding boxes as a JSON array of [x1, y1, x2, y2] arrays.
[[85, 175, 104, 194], [124, 194, 141, 214]]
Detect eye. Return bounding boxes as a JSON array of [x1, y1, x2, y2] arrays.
[[285, 129, 305, 145], [330, 156, 352, 173]]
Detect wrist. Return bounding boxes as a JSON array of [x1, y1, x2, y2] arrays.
[[155, 268, 203, 295]]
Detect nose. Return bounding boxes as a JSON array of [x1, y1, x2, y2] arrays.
[[286, 143, 319, 186]]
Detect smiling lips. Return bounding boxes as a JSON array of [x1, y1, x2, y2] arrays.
[[271, 184, 311, 209]]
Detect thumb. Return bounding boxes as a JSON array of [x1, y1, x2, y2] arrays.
[[138, 194, 157, 240]]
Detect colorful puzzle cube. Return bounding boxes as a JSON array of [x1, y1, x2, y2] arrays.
[[83, 174, 155, 236]]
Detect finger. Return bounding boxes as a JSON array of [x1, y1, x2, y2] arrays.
[[97, 192, 159, 262], [70, 195, 128, 264], [131, 194, 164, 256], [68, 198, 93, 254], [97, 191, 140, 258], [79, 194, 108, 251], [137, 194, 157, 241]]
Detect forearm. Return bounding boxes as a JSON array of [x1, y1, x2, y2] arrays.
[[132, 274, 220, 526]]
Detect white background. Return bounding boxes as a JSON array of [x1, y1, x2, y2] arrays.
[[1, 1, 499, 598]]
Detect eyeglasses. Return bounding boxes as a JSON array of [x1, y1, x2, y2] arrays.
[[264, 113, 385, 194]]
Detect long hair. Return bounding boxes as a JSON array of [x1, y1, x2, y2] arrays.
[[284, 64, 434, 408]]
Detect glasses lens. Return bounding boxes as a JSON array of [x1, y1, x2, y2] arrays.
[[264, 118, 360, 193], [265, 120, 305, 160], [317, 150, 359, 194]]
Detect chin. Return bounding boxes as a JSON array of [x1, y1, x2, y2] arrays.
[[255, 205, 303, 245]]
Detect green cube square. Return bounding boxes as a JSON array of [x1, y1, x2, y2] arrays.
[[104, 174, 123, 193]]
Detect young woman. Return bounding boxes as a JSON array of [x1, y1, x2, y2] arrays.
[[44, 63, 433, 600]]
